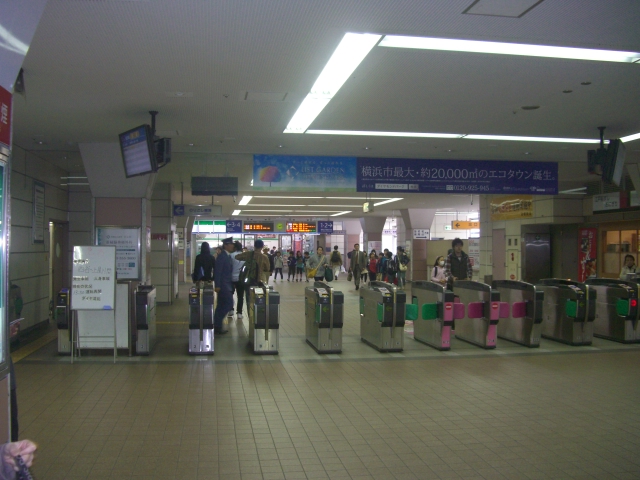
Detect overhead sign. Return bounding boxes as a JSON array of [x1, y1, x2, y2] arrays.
[[226, 220, 242, 233], [357, 157, 558, 195], [593, 192, 621, 211], [452, 221, 480, 230], [0, 86, 11, 148], [286, 222, 316, 233], [253, 155, 357, 191], [490, 195, 534, 221], [413, 229, 430, 239], [244, 222, 274, 232], [173, 204, 222, 216], [318, 221, 333, 234]]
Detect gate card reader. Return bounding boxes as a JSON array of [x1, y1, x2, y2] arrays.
[[188, 284, 215, 355], [56, 288, 71, 355], [452, 280, 503, 349], [492, 280, 544, 348], [411, 281, 456, 351], [249, 285, 280, 354], [537, 279, 596, 346], [584, 278, 639, 343], [135, 285, 156, 355], [360, 281, 407, 352], [305, 282, 344, 353]]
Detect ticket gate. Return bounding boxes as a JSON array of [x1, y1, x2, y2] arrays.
[[56, 288, 71, 354], [452, 281, 501, 349], [492, 280, 544, 347], [584, 278, 639, 343], [360, 281, 407, 352], [537, 279, 596, 345], [305, 282, 344, 353], [248, 285, 280, 354], [188, 284, 215, 354], [135, 285, 156, 355], [410, 281, 456, 351]]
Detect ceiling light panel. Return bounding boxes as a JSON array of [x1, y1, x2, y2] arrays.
[[379, 35, 640, 63], [307, 129, 461, 138], [238, 196, 252, 205], [621, 132, 640, 143], [373, 198, 403, 206]]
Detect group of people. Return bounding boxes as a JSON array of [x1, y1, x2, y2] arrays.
[[431, 238, 474, 286], [347, 244, 411, 290]]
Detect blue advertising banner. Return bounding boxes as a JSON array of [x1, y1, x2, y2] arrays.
[[253, 155, 357, 191], [357, 158, 558, 195], [317, 221, 334, 234], [226, 220, 243, 234]]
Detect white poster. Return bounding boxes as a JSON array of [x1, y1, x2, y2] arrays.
[[32, 180, 45, 244], [72, 246, 116, 310], [467, 238, 480, 272], [413, 229, 430, 239], [96, 227, 141, 280]]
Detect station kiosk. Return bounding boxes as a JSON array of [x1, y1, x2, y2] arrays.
[[452, 281, 501, 349], [188, 284, 215, 354], [492, 280, 544, 347], [537, 279, 596, 345], [135, 285, 156, 355], [584, 278, 639, 343], [248, 285, 280, 354], [305, 282, 344, 353], [359, 281, 407, 352], [410, 281, 456, 351], [55, 288, 71, 354]]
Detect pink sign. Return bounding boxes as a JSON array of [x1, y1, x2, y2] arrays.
[[0, 86, 11, 148], [578, 228, 598, 282]]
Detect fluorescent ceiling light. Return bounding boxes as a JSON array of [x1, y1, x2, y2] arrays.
[[373, 198, 403, 206], [307, 129, 460, 138], [232, 210, 241, 215], [311, 205, 362, 207], [325, 196, 391, 200], [245, 204, 306, 207], [238, 196, 252, 205], [621, 132, 640, 143], [253, 196, 323, 199], [292, 210, 349, 213], [241, 209, 293, 212], [558, 187, 587, 194], [379, 35, 640, 63], [464, 134, 601, 143], [284, 32, 382, 133], [331, 211, 352, 217]]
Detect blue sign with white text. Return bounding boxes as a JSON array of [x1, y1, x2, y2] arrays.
[[317, 221, 334, 234], [226, 220, 242, 233], [253, 155, 357, 191], [357, 158, 558, 195]]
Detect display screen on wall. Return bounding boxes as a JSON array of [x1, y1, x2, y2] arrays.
[[243, 222, 274, 232], [286, 222, 316, 233]]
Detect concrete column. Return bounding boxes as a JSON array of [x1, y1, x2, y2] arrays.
[[400, 208, 436, 281], [360, 216, 386, 253], [151, 183, 175, 303]]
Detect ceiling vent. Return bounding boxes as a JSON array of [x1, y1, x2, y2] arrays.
[[463, 0, 545, 18], [239, 91, 289, 102]]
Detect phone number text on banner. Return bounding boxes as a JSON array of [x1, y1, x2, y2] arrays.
[[357, 158, 558, 195]]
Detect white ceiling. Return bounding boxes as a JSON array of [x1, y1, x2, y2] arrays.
[[10, 0, 640, 219]]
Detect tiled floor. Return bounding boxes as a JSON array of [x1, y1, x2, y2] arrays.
[[13, 278, 640, 479]]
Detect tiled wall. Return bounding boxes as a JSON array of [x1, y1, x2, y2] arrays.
[[10, 146, 69, 330], [150, 183, 174, 303]]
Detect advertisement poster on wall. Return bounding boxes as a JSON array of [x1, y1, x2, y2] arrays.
[[253, 155, 357, 191], [489, 195, 534, 221], [578, 228, 598, 282]]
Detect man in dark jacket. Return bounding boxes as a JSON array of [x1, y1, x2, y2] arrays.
[[348, 243, 367, 290], [444, 238, 472, 282], [213, 238, 235, 335]]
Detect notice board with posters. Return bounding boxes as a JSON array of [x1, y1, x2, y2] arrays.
[[71, 246, 116, 310]]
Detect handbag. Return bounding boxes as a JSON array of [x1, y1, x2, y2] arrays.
[[306, 267, 318, 279], [399, 262, 407, 272], [347, 271, 353, 282], [324, 268, 334, 282]]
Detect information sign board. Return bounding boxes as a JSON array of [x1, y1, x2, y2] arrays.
[[318, 221, 333, 234], [0, 86, 11, 148], [244, 222, 274, 232], [413, 229, 430, 240], [452, 221, 480, 230], [71, 246, 116, 310], [32, 180, 45, 244], [96, 227, 141, 280], [286, 222, 316, 233], [226, 220, 242, 233]]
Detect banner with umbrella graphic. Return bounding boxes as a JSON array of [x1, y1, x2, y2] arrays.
[[253, 155, 357, 191]]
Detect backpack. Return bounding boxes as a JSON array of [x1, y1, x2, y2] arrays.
[[386, 258, 397, 274], [331, 251, 340, 263], [238, 251, 258, 285]]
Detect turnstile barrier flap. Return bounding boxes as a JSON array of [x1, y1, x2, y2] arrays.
[[511, 301, 527, 318], [421, 303, 438, 320], [453, 302, 465, 319], [468, 302, 484, 319], [499, 302, 510, 318], [565, 299, 578, 318], [405, 303, 418, 321], [616, 298, 630, 316]]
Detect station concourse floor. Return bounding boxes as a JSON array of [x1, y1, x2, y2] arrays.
[[12, 277, 640, 480]]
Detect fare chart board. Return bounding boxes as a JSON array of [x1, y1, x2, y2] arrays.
[[71, 246, 116, 310], [96, 227, 141, 280]]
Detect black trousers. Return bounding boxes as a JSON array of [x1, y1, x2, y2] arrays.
[[232, 281, 245, 314]]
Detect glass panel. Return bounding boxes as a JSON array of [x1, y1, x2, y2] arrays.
[[0, 164, 4, 364], [605, 230, 620, 253]]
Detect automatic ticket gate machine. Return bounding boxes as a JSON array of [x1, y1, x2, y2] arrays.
[[584, 278, 639, 343], [492, 280, 544, 347], [537, 279, 596, 345], [360, 281, 407, 352], [56, 288, 71, 354], [452, 281, 501, 349], [188, 283, 215, 354], [135, 285, 156, 355], [248, 285, 280, 354], [410, 281, 456, 351], [305, 282, 344, 353]]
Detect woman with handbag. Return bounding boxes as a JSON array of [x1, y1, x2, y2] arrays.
[[396, 246, 410, 288], [307, 246, 329, 282]]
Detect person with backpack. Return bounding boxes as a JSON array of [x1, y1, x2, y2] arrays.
[[213, 237, 235, 335], [329, 246, 342, 280], [287, 250, 297, 281], [395, 246, 410, 289], [235, 239, 271, 308], [384, 251, 397, 284], [192, 241, 215, 286], [431, 255, 447, 285]]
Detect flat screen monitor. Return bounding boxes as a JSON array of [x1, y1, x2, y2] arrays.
[[191, 176, 239, 196], [119, 124, 157, 178], [604, 139, 626, 186]]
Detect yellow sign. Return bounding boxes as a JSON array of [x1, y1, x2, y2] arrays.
[[452, 221, 480, 230], [490, 195, 534, 221]]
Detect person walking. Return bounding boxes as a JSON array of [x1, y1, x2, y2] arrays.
[[235, 239, 271, 309], [431, 255, 447, 285], [273, 251, 284, 281], [395, 246, 410, 288], [213, 237, 235, 334], [348, 243, 367, 290], [303, 252, 311, 282], [384, 251, 397, 284], [367, 252, 378, 283], [361, 251, 369, 285], [263, 247, 274, 284], [192, 241, 215, 287], [329, 246, 342, 280], [444, 238, 473, 283], [295, 251, 305, 281], [230, 241, 245, 319], [287, 250, 297, 281], [307, 246, 329, 282]]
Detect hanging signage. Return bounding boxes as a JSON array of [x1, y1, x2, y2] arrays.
[[253, 155, 357, 191], [357, 157, 558, 195], [578, 228, 598, 282], [593, 193, 621, 212], [226, 220, 242, 233], [71, 246, 116, 310], [173, 204, 222, 216], [318, 221, 334, 234], [452, 221, 480, 230], [286, 222, 317, 233], [96, 227, 141, 280], [32, 181, 45, 244], [243, 222, 274, 232], [0, 86, 10, 148], [490, 195, 534, 221], [413, 229, 430, 239]]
